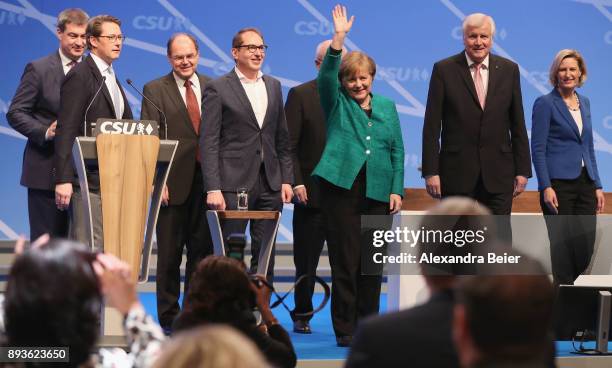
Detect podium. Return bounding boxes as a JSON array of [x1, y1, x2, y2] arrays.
[[72, 119, 178, 340]]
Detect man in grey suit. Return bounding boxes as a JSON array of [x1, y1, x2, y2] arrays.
[[7, 8, 89, 241], [141, 33, 213, 333], [201, 27, 293, 278]]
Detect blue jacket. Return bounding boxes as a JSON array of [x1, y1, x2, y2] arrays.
[[531, 89, 602, 191]]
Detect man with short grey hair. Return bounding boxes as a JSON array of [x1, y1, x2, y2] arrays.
[[7, 8, 89, 241], [422, 13, 531, 218]]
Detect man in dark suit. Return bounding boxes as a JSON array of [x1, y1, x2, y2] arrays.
[[201, 28, 293, 278], [453, 265, 554, 367], [141, 33, 213, 333], [54, 15, 132, 249], [346, 197, 490, 367], [422, 13, 531, 216], [285, 39, 345, 334], [7, 8, 88, 241]]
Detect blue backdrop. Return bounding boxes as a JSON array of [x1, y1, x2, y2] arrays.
[[1, 0, 611, 241]]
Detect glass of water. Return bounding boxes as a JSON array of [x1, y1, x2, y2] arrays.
[[237, 187, 248, 211]]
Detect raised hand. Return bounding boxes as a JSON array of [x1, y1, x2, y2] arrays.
[[332, 4, 354, 34]]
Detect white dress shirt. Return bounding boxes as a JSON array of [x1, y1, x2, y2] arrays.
[[234, 67, 267, 128], [90, 53, 124, 119], [58, 49, 82, 75], [173, 72, 201, 110], [466, 53, 490, 94]]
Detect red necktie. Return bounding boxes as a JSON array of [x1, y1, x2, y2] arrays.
[[184, 79, 201, 161], [184, 79, 201, 134]]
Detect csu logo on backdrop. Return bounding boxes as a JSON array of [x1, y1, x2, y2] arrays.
[[294, 21, 332, 36], [0, 11, 27, 26], [132, 15, 190, 31], [94, 119, 158, 136]]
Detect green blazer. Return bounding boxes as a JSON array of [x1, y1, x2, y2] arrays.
[[312, 49, 405, 203]]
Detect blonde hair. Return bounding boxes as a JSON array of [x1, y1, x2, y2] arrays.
[[548, 49, 587, 87], [339, 51, 376, 81], [153, 325, 269, 368]]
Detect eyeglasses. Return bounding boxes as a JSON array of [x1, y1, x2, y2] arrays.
[[236, 44, 268, 53], [65, 32, 87, 41], [171, 53, 198, 62], [96, 34, 126, 42]]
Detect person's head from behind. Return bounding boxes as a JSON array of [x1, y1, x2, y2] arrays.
[[153, 324, 268, 368], [183, 256, 255, 322], [314, 39, 347, 70], [339, 51, 376, 106], [418, 197, 493, 290], [452, 262, 554, 367], [5, 239, 101, 367]]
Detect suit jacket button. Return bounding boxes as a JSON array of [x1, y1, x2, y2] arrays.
[[368, 122, 373, 127], [256, 150, 261, 154], [365, 150, 371, 155]]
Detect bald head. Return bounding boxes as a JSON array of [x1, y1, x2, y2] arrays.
[[315, 39, 347, 70]]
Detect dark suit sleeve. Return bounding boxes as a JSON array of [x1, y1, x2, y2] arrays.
[[345, 322, 377, 368], [6, 62, 49, 147], [54, 69, 89, 183], [200, 82, 222, 191], [509, 64, 532, 178], [141, 82, 162, 123], [530, 96, 552, 191], [422, 62, 444, 177], [284, 87, 304, 186], [275, 81, 294, 185]]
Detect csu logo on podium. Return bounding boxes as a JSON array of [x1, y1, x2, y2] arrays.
[[94, 119, 159, 136]]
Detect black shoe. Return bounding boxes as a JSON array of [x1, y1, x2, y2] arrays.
[[336, 335, 353, 347], [293, 320, 312, 334]]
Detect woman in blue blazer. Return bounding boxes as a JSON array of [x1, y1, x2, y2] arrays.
[[531, 49, 605, 285]]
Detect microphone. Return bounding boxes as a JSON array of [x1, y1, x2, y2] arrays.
[[126, 78, 168, 140], [83, 75, 106, 137]]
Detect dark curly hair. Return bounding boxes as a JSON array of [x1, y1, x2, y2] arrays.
[[177, 256, 256, 328], [4, 239, 101, 367]]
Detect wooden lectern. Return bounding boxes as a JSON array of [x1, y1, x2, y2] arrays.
[[72, 118, 178, 341]]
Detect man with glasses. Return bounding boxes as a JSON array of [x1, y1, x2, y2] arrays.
[[7, 8, 88, 241], [201, 27, 293, 281], [141, 33, 213, 334], [54, 14, 132, 250]]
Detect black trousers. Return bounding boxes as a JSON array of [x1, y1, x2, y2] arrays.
[[319, 169, 389, 337], [156, 167, 213, 328], [541, 168, 597, 286], [292, 205, 329, 321], [27, 188, 68, 240], [443, 174, 513, 244], [221, 166, 283, 279]]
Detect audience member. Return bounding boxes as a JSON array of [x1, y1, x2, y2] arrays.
[[153, 325, 269, 368], [346, 197, 491, 368], [453, 264, 555, 367], [2, 237, 165, 367], [173, 256, 296, 368]]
